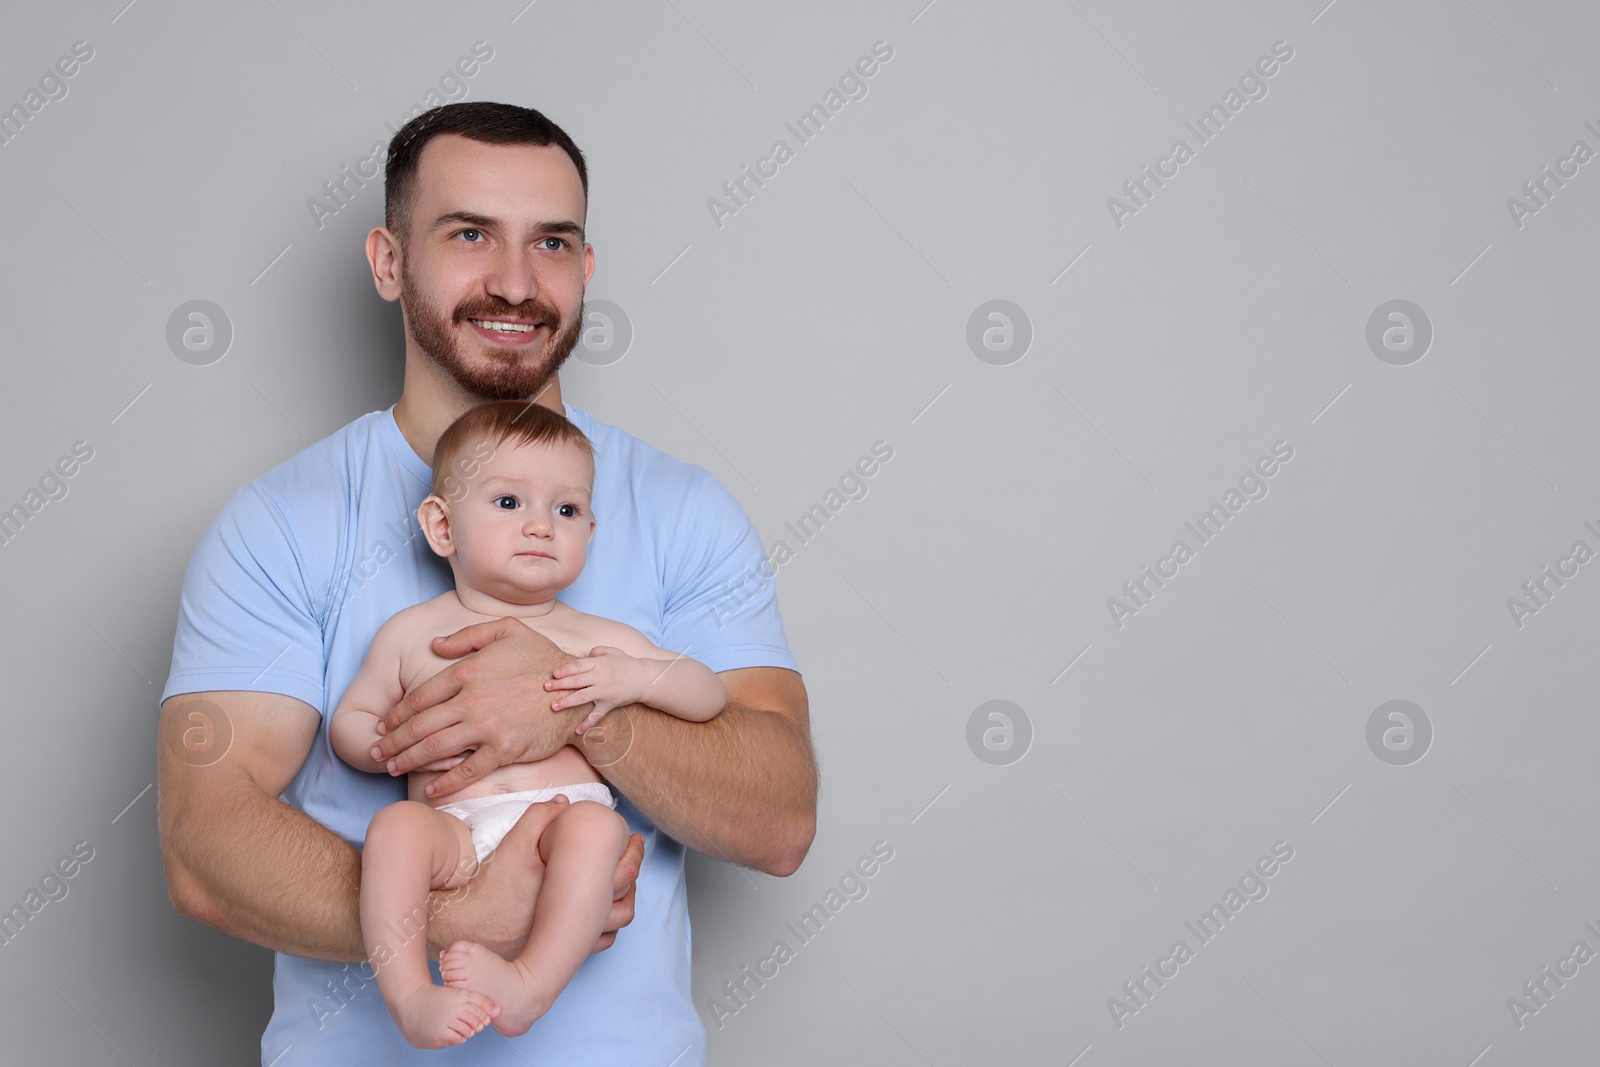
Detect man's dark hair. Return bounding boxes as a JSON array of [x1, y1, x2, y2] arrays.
[[384, 102, 588, 243]]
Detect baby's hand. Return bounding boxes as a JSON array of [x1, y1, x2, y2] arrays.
[[545, 646, 645, 734]]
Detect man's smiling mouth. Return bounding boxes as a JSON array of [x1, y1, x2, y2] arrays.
[[469, 319, 541, 333]]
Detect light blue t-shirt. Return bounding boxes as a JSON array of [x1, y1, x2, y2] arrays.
[[162, 404, 797, 1066]]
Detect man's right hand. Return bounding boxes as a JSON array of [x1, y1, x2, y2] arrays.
[[374, 617, 592, 798], [426, 797, 644, 959]]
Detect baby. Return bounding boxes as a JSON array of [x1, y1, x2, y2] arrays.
[[331, 400, 725, 1049]]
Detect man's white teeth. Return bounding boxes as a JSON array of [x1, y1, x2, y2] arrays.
[[471, 319, 538, 333]]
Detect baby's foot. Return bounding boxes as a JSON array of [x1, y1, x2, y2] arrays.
[[440, 940, 557, 1037], [388, 980, 499, 1050]]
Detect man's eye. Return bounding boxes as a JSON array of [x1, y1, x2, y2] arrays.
[[539, 237, 567, 251], [459, 229, 483, 243], [493, 495, 517, 509]]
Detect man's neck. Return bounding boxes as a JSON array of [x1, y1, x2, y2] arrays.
[[393, 369, 566, 470]]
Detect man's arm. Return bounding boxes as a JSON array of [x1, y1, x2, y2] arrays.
[[159, 690, 367, 959], [159, 689, 643, 961], [373, 622, 817, 876], [581, 666, 815, 876]]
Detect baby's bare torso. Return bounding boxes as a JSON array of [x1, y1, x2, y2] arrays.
[[392, 592, 612, 807]]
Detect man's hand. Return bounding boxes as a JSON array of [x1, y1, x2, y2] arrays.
[[373, 617, 590, 797], [426, 797, 645, 959], [546, 646, 647, 733]]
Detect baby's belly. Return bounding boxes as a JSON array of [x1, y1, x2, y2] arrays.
[[408, 745, 600, 807]]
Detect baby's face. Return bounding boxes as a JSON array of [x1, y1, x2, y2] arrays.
[[445, 437, 595, 599]]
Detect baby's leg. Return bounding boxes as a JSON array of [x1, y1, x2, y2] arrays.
[[441, 800, 629, 1037], [361, 800, 498, 1049]]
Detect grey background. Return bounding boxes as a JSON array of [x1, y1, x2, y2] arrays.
[[1, 0, 1595, 1063]]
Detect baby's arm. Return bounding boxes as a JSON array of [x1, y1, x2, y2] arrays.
[[330, 620, 410, 774], [546, 623, 725, 731]]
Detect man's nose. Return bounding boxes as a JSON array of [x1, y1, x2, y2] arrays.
[[486, 245, 538, 307]]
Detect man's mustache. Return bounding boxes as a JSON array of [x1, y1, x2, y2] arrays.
[[453, 299, 563, 326]]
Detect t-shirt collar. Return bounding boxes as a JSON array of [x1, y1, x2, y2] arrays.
[[381, 405, 435, 490]]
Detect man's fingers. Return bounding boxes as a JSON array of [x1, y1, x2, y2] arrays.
[[382, 669, 464, 734], [494, 796, 568, 852], [598, 880, 637, 951], [430, 619, 515, 659], [591, 833, 641, 953], [374, 703, 458, 760], [421, 745, 503, 799], [614, 832, 644, 901], [386, 724, 474, 776]]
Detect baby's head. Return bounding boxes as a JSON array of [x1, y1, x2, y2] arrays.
[[419, 401, 596, 604]]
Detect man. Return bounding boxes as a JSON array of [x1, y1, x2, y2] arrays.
[[157, 102, 816, 1065]]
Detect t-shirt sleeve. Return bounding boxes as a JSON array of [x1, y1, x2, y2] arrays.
[[161, 482, 328, 711], [658, 474, 799, 676]]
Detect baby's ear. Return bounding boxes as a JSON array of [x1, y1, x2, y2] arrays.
[[417, 495, 455, 557]]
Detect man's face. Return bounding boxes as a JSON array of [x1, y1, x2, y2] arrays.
[[441, 438, 595, 602], [396, 135, 593, 401]]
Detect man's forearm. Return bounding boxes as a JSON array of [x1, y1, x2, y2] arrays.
[[583, 693, 817, 875], [163, 773, 368, 962]]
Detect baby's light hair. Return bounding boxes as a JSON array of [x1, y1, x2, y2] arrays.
[[430, 401, 594, 500]]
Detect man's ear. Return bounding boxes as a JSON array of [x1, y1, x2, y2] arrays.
[[367, 226, 404, 302], [417, 496, 455, 557]]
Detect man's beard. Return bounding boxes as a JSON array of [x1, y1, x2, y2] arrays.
[[400, 263, 583, 402]]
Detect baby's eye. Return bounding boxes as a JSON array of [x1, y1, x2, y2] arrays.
[[493, 495, 518, 509], [557, 503, 578, 518]]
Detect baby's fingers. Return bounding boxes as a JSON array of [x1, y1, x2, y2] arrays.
[[544, 672, 592, 692], [550, 658, 597, 680], [552, 684, 601, 713], [572, 702, 616, 734]]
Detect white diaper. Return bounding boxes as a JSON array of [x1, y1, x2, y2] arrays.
[[435, 783, 616, 863]]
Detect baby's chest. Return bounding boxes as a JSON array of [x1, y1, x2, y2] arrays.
[[397, 632, 588, 693]]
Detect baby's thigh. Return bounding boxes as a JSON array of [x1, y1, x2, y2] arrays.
[[367, 800, 479, 891], [431, 811, 479, 890]]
